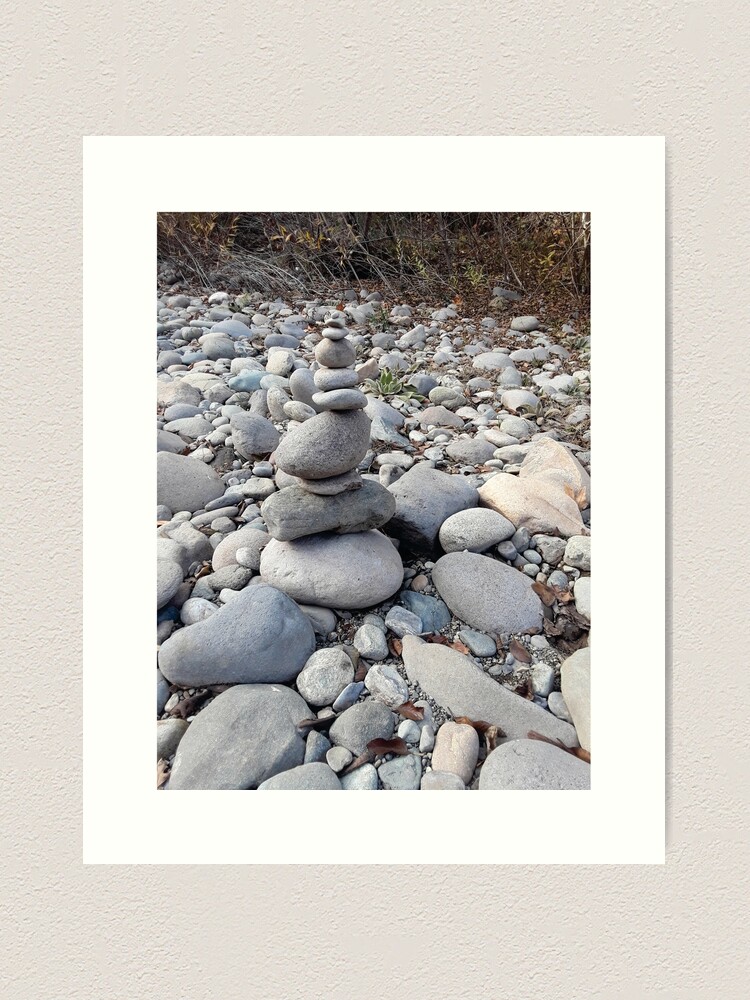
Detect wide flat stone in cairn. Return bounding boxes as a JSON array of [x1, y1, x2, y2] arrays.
[[320, 325, 348, 341], [265, 315, 403, 606], [320, 314, 348, 339], [312, 388, 368, 410], [294, 470, 363, 494], [262, 481, 395, 541]]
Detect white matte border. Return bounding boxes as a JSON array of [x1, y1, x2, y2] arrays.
[[83, 136, 665, 864]]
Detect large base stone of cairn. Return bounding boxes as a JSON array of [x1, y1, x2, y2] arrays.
[[260, 530, 404, 609]]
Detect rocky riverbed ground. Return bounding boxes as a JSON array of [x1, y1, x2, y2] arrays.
[[156, 286, 592, 790]]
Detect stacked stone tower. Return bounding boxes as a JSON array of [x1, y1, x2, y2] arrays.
[[259, 314, 403, 609]]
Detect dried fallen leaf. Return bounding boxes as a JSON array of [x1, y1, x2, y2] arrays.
[[367, 737, 410, 756], [556, 634, 590, 657], [340, 749, 374, 776], [169, 691, 212, 720], [531, 580, 558, 606], [514, 677, 534, 699], [453, 716, 506, 751], [297, 715, 336, 732], [454, 715, 493, 734], [423, 633, 451, 646], [543, 617, 565, 637], [388, 637, 403, 657], [509, 639, 532, 664], [157, 758, 170, 789], [354, 661, 368, 682], [451, 640, 471, 654], [396, 701, 425, 722], [527, 730, 591, 763], [483, 725, 503, 753], [558, 605, 591, 630]]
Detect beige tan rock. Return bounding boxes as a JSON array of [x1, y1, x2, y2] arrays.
[[179, 371, 223, 392], [431, 721, 480, 784], [560, 646, 591, 752], [478, 473, 584, 538], [355, 358, 380, 381], [518, 437, 591, 508]]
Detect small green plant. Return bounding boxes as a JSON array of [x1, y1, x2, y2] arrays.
[[565, 380, 588, 398], [369, 305, 391, 333], [363, 368, 425, 402], [464, 260, 487, 289]]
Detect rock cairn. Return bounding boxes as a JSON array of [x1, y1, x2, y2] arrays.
[[259, 314, 403, 608]]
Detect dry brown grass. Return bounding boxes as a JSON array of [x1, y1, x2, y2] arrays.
[[157, 212, 590, 316]]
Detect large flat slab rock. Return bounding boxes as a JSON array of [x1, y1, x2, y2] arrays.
[[401, 636, 578, 746], [157, 451, 225, 514], [261, 481, 396, 541]]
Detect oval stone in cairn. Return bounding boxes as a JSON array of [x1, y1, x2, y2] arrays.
[[315, 337, 356, 368], [319, 315, 349, 340], [263, 313, 402, 606], [273, 408, 371, 480], [313, 368, 359, 390]]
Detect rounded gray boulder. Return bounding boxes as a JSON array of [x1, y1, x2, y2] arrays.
[[169, 684, 310, 790], [386, 464, 479, 554], [438, 508, 516, 553], [157, 559, 183, 609], [258, 763, 342, 790], [295, 646, 354, 707], [478, 739, 590, 790], [158, 583, 315, 686], [211, 523, 270, 571], [229, 411, 280, 459], [328, 699, 395, 755], [157, 451, 225, 513]]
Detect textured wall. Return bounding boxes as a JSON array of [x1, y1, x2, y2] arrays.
[[3, 1, 748, 997]]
